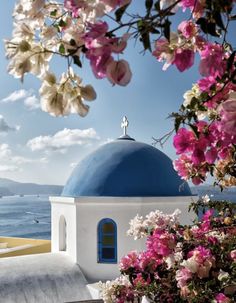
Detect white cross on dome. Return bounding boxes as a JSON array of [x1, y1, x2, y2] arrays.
[[121, 116, 129, 136]]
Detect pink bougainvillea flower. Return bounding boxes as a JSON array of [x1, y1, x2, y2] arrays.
[[146, 229, 176, 258], [202, 209, 214, 222], [180, 0, 195, 9], [176, 267, 192, 288], [110, 33, 131, 53], [173, 128, 195, 154], [199, 43, 225, 78], [192, 176, 203, 185], [120, 250, 140, 271], [152, 36, 176, 70], [180, 0, 204, 18], [220, 99, 236, 135], [84, 21, 109, 39], [178, 20, 197, 39], [88, 52, 113, 79], [106, 59, 132, 86], [230, 250, 236, 261], [205, 147, 218, 164], [191, 148, 205, 165], [215, 293, 231, 303], [139, 251, 160, 272], [173, 48, 195, 72], [198, 76, 217, 92], [173, 154, 192, 180], [64, 0, 85, 17]]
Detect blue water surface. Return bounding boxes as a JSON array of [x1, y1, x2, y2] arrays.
[[0, 191, 235, 240], [0, 195, 51, 240]]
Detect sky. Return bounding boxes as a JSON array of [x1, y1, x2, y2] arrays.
[[0, 1, 201, 185]]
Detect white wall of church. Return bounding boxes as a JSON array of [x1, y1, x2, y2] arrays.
[[50, 196, 196, 283], [50, 198, 78, 262]]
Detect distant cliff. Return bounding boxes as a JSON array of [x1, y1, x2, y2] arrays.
[[0, 178, 63, 196]]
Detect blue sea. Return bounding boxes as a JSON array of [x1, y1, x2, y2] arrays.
[[0, 195, 51, 240], [0, 192, 235, 240]]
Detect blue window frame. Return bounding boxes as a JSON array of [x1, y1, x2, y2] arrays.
[[98, 218, 117, 263]]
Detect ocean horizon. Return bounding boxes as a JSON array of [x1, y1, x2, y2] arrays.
[[0, 195, 51, 240], [0, 191, 235, 240]]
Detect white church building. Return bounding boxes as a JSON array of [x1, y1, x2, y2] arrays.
[[0, 118, 194, 303]]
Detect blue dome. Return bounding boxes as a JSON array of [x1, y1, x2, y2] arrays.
[[62, 138, 191, 197]]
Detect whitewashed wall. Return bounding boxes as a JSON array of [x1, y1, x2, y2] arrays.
[[50, 196, 196, 282]]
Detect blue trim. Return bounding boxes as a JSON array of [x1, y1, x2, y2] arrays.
[[97, 218, 117, 264]]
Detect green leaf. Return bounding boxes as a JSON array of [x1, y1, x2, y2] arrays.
[[227, 51, 236, 71], [229, 14, 236, 20], [70, 39, 76, 46], [174, 117, 182, 132], [149, 27, 160, 34], [213, 11, 225, 30], [207, 22, 220, 37], [138, 21, 151, 51], [145, 0, 153, 15], [163, 19, 171, 41], [196, 18, 208, 34], [154, 1, 160, 12], [73, 55, 82, 68], [59, 43, 65, 54], [189, 124, 199, 138], [140, 32, 151, 51], [59, 19, 67, 27], [50, 9, 57, 17], [115, 3, 130, 22]]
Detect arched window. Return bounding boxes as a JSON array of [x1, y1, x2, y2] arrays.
[[59, 215, 67, 251], [97, 218, 117, 263]]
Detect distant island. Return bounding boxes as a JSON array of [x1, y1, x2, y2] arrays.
[[0, 177, 235, 199], [0, 178, 63, 196], [190, 185, 236, 202]]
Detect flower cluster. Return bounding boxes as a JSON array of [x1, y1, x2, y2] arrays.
[[173, 75, 236, 187], [5, 0, 236, 188], [5, 0, 132, 116], [101, 198, 236, 303]]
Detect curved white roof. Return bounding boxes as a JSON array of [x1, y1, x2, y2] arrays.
[[0, 253, 91, 303]]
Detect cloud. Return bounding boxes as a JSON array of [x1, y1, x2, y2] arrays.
[[0, 115, 20, 133], [27, 128, 100, 152], [39, 157, 49, 164], [1, 89, 40, 110], [24, 95, 40, 110], [0, 144, 12, 158], [0, 144, 32, 172], [0, 165, 18, 172], [70, 162, 78, 169], [1, 89, 29, 103]]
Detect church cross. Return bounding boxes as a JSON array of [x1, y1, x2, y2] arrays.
[[121, 116, 129, 136]]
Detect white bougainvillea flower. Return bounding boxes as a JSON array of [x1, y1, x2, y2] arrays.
[[41, 90, 70, 117], [42, 71, 57, 85], [40, 25, 58, 45], [29, 44, 52, 77], [70, 97, 90, 117], [13, 22, 35, 40], [7, 52, 32, 82], [160, 0, 179, 12], [80, 85, 97, 101], [40, 76, 70, 116], [183, 84, 201, 107], [5, 38, 23, 59]]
